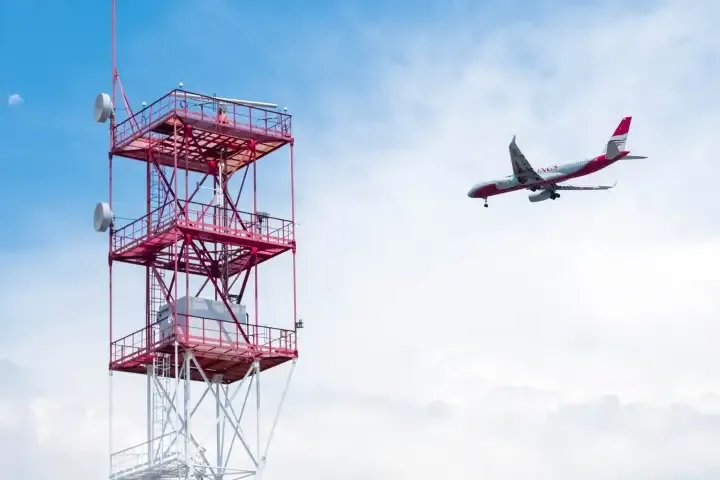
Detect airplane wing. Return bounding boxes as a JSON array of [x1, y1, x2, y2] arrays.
[[509, 136, 544, 183], [553, 181, 618, 191]]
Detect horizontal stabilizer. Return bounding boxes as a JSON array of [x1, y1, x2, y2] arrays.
[[554, 181, 617, 191], [621, 155, 648, 160]]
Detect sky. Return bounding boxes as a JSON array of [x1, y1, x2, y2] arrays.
[[2, 0, 720, 478]]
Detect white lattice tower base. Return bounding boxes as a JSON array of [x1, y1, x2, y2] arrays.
[[111, 347, 296, 480]]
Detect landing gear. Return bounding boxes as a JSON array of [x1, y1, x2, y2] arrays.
[[550, 193, 561, 200], [483, 198, 488, 208]]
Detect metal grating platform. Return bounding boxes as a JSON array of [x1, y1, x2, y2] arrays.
[[111, 90, 292, 175]]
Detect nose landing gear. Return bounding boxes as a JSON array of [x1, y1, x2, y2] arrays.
[[483, 198, 488, 208]]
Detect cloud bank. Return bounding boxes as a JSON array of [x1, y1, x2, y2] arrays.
[[2, 0, 720, 478]]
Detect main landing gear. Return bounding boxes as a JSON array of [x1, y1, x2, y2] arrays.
[[550, 193, 561, 200]]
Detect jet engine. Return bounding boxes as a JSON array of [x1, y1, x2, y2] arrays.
[[528, 190, 560, 202]]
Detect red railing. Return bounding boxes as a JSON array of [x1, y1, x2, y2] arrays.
[[110, 316, 297, 367], [111, 201, 294, 255], [112, 89, 293, 149], [110, 323, 159, 368], [180, 201, 294, 246], [111, 202, 178, 253]]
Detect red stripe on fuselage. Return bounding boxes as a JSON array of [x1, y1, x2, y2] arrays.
[[470, 152, 627, 199]]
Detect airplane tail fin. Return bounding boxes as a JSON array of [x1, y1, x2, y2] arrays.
[[603, 116, 632, 160]]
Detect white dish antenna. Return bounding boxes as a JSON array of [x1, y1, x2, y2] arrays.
[[94, 202, 115, 232], [94, 93, 115, 123], [178, 92, 278, 110]]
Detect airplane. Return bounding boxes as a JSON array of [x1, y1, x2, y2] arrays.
[[467, 116, 647, 207]]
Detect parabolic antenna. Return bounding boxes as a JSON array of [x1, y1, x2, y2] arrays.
[[94, 202, 115, 232], [94, 93, 115, 123]]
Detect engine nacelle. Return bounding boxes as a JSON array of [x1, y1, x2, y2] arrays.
[[528, 190, 553, 203]]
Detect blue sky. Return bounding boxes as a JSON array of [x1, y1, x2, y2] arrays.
[[0, 0, 430, 248], [0, 0, 613, 251]]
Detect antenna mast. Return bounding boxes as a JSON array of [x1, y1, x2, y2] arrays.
[[96, 3, 300, 479]]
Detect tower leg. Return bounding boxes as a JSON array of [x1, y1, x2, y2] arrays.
[[184, 350, 191, 479], [255, 360, 262, 480], [147, 364, 153, 468], [214, 375, 223, 480]]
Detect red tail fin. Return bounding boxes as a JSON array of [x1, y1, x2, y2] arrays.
[[604, 116, 632, 159], [611, 116, 632, 139]]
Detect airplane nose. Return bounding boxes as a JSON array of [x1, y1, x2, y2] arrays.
[[467, 184, 480, 198]]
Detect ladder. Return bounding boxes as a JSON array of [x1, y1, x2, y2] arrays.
[[151, 352, 173, 464]]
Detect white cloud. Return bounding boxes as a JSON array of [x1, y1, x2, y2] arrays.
[[3, 0, 720, 478], [7, 93, 23, 106]]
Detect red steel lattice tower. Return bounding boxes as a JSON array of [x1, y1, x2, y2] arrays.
[[95, 3, 300, 479]]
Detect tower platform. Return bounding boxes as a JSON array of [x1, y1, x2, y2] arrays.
[[111, 89, 292, 175], [110, 318, 297, 383], [111, 201, 294, 275]]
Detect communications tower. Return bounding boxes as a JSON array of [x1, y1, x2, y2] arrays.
[[93, 3, 299, 479]]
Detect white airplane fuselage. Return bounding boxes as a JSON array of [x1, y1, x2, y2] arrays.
[[468, 152, 625, 199], [467, 116, 645, 205]]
